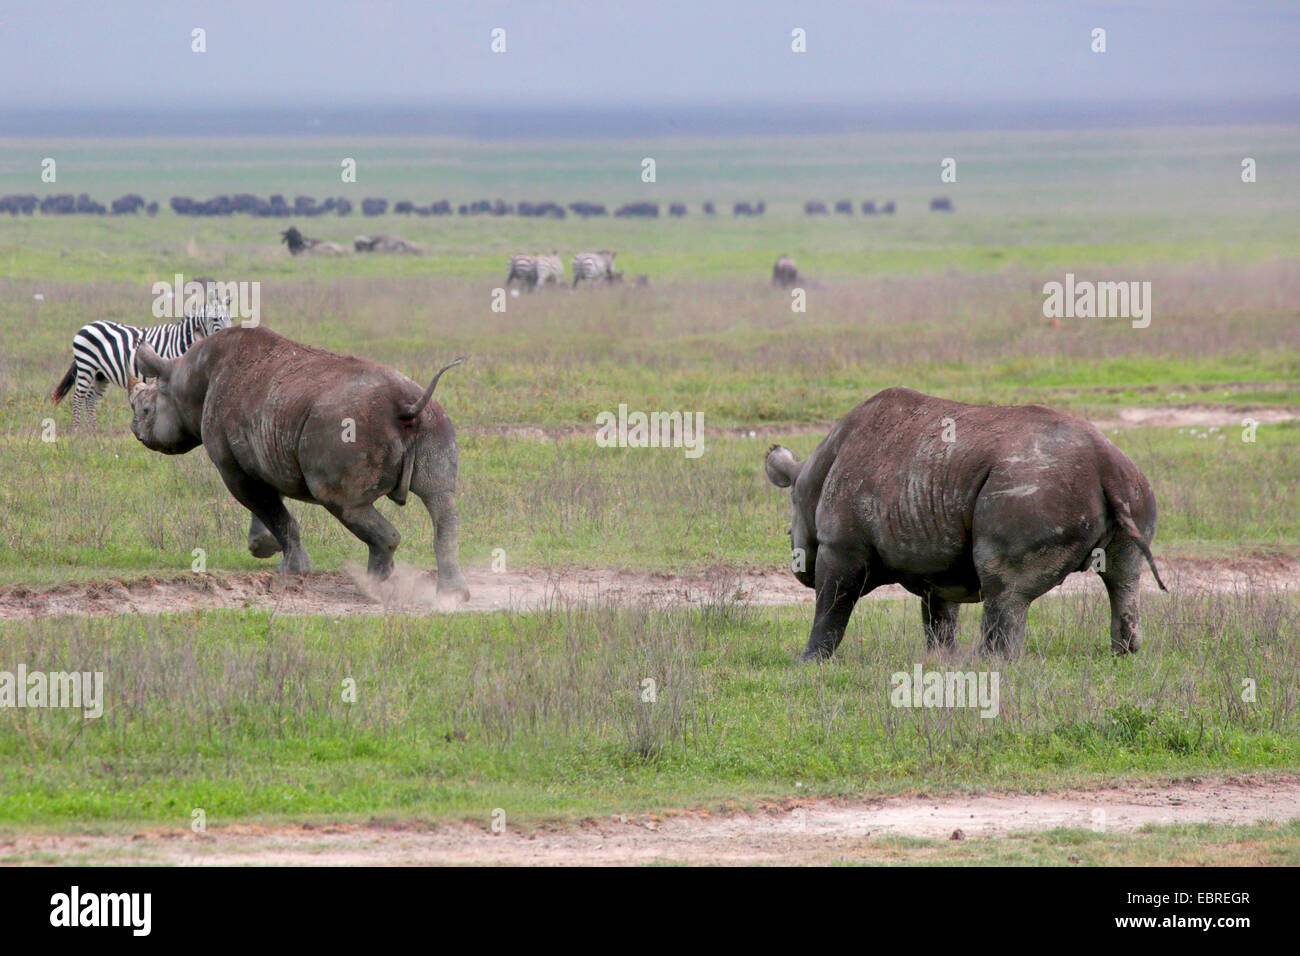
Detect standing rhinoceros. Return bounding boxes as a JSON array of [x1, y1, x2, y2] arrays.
[[765, 387, 1164, 660], [127, 326, 468, 598]]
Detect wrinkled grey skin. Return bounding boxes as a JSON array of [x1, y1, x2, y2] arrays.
[[766, 387, 1165, 661], [128, 327, 468, 598]]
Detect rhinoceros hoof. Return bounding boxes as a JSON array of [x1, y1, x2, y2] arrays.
[[277, 552, 312, 575], [438, 584, 471, 603], [248, 533, 282, 558]]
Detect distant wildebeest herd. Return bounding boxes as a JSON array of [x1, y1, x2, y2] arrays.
[[3, 192, 955, 219]]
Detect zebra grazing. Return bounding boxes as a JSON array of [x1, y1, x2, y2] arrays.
[[572, 251, 617, 287], [535, 253, 564, 287], [50, 302, 232, 427], [505, 254, 537, 289], [506, 253, 566, 291]]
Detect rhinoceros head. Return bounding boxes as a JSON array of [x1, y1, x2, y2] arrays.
[[128, 345, 202, 455]]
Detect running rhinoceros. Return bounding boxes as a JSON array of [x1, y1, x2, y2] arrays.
[[765, 387, 1165, 660], [127, 326, 468, 598]]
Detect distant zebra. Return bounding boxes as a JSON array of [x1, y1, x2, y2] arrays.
[[506, 253, 565, 291], [50, 303, 232, 427], [572, 251, 617, 287], [505, 254, 538, 289], [535, 253, 565, 287]]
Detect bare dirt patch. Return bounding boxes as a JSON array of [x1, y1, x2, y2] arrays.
[[470, 404, 1300, 442], [4, 775, 1296, 866], [1, 555, 1297, 622], [1089, 404, 1299, 431]]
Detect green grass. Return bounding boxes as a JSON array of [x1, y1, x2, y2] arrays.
[[0, 423, 1296, 586], [0, 589, 1296, 826], [1, 125, 1297, 840]]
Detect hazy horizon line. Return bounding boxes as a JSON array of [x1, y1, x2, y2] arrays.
[[5, 96, 1297, 139]]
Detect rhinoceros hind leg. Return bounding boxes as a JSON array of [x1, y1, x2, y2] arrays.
[[418, 491, 469, 600], [799, 547, 867, 662], [328, 503, 400, 580], [921, 592, 961, 653], [978, 592, 1030, 656], [1100, 545, 1145, 655]]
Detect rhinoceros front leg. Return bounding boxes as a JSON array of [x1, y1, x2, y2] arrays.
[[326, 502, 400, 580], [800, 546, 867, 662], [247, 515, 283, 558], [221, 469, 311, 575], [921, 592, 961, 653]]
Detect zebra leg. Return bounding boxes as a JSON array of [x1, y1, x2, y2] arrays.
[[84, 377, 109, 428], [247, 515, 282, 558], [70, 376, 88, 428]]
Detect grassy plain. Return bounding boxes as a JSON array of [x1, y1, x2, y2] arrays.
[[0, 126, 1297, 840]]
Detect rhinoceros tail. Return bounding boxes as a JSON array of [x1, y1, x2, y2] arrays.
[[1104, 487, 1167, 591], [400, 356, 465, 422], [50, 361, 77, 406]]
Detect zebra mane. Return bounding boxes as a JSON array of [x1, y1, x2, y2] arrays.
[[182, 300, 233, 336]]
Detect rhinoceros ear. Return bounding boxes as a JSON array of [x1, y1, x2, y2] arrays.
[[135, 344, 175, 381], [765, 445, 804, 488]]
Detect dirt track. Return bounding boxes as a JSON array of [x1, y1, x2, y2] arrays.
[[4, 775, 1297, 865], [0, 553, 1296, 621], [478, 402, 1299, 443]]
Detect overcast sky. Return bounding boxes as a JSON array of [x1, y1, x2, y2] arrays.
[[2, 0, 1297, 110]]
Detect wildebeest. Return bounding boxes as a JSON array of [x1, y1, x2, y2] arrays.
[[772, 256, 798, 288], [127, 327, 469, 596], [517, 201, 566, 219], [804, 201, 828, 215], [354, 235, 424, 254], [111, 194, 146, 215], [861, 200, 877, 215], [834, 200, 853, 215], [765, 387, 1165, 661], [0, 194, 39, 215], [281, 226, 343, 255], [881, 200, 896, 215], [930, 196, 954, 212], [669, 203, 687, 217], [614, 202, 659, 218]]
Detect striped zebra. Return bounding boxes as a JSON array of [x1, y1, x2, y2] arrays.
[[571, 251, 617, 287], [50, 301, 232, 427], [505, 254, 538, 290], [505, 252, 565, 291], [535, 253, 564, 287]]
